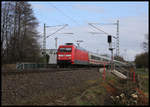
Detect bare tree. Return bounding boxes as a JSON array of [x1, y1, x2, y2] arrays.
[[1, 2, 15, 64], [1, 1, 41, 64], [135, 34, 149, 68], [142, 34, 148, 52]]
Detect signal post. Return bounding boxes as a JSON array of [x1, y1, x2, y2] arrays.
[[108, 35, 114, 72]]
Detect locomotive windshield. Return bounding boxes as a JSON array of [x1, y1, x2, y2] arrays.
[[59, 48, 72, 52]]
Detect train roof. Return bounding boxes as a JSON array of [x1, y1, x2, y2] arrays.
[[59, 43, 88, 52], [75, 46, 87, 51], [58, 44, 130, 66]]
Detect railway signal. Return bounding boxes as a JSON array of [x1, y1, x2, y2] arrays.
[[108, 35, 112, 43], [107, 35, 115, 72], [88, 20, 120, 57]]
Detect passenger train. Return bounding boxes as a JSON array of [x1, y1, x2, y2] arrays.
[[57, 43, 127, 67]]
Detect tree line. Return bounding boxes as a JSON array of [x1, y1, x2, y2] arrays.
[[1, 1, 42, 65], [134, 34, 148, 69]]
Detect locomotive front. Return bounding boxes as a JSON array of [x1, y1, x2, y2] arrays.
[[57, 44, 75, 67]]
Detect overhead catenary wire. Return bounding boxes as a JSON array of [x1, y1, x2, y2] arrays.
[[89, 22, 117, 25], [88, 23, 109, 35], [48, 4, 88, 48], [45, 24, 68, 28], [50, 4, 80, 25], [88, 21, 120, 57], [49, 3, 81, 42], [46, 24, 68, 38], [48, 4, 117, 55]]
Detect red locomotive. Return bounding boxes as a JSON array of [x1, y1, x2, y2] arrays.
[[57, 43, 129, 68], [57, 43, 131, 80], [57, 43, 89, 67]]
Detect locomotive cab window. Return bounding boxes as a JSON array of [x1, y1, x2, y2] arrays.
[[59, 48, 72, 52]]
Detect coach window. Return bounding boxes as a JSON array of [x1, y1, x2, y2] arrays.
[[91, 55, 95, 59]]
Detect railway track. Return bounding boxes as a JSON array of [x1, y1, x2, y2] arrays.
[[2, 67, 97, 75], [2, 67, 100, 105]]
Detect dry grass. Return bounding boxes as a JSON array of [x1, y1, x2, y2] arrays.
[[2, 64, 16, 70]]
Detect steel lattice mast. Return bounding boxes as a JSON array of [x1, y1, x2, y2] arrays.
[[88, 20, 120, 57], [43, 24, 46, 55], [116, 20, 119, 56], [42, 23, 68, 55]]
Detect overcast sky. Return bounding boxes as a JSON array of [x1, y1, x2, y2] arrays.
[[29, 1, 148, 61]]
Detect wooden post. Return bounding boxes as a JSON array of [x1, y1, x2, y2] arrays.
[[103, 63, 106, 80], [133, 72, 135, 82]]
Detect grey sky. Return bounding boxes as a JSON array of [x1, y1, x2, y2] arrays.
[[30, 2, 148, 61]]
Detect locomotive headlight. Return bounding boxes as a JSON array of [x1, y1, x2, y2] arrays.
[[66, 55, 71, 56], [58, 55, 64, 56]]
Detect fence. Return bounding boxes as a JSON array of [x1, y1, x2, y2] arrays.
[[16, 63, 56, 71]]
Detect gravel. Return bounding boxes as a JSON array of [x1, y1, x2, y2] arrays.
[[2, 68, 100, 105]]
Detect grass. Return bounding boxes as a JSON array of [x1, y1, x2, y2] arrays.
[[73, 70, 149, 106], [2, 64, 16, 70], [136, 68, 149, 75], [13, 69, 149, 105], [136, 68, 149, 89], [18, 76, 108, 105], [74, 85, 107, 105], [135, 68, 149, 99], [73, 72, 122, 105]]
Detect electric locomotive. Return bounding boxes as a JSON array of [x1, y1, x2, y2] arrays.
[[57, 43, 128, 67], [57, 43, 89, 67]]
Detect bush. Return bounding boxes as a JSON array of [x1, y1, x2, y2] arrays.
[[134, 52, 148, 68]]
